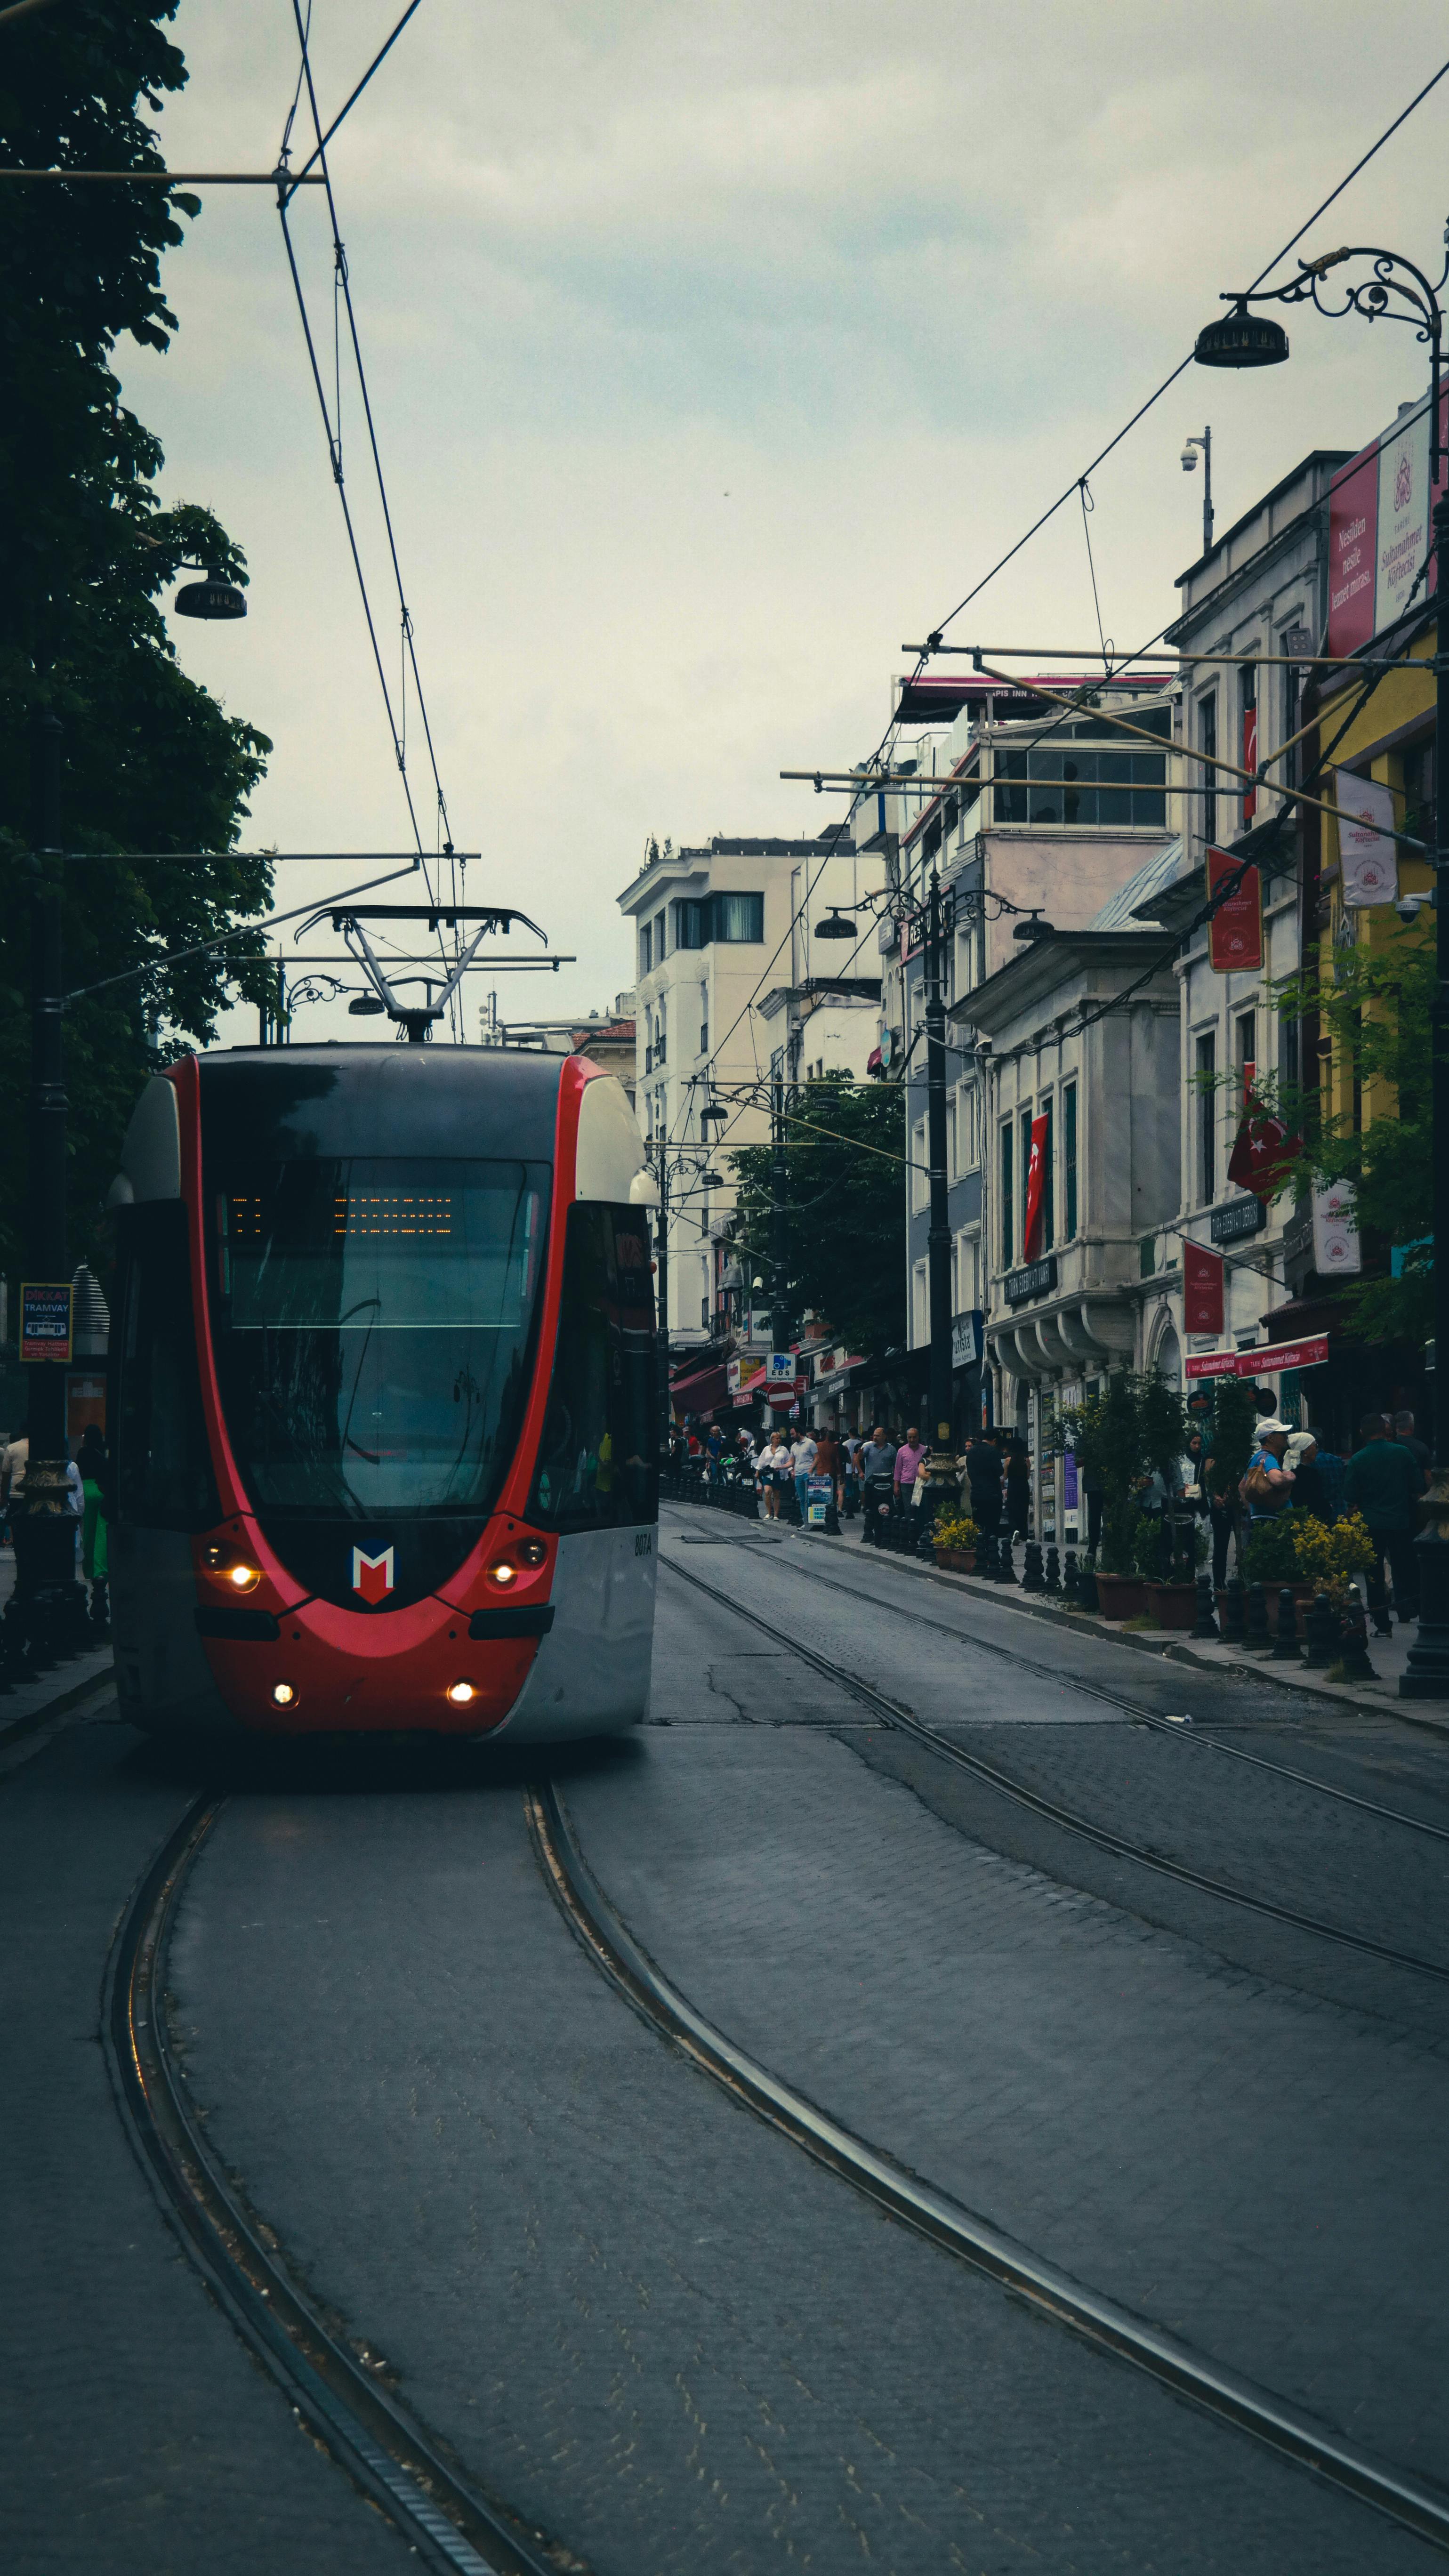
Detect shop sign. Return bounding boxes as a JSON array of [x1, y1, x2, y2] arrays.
[[1335, 771, 1398, 906], [950, 1311, 983, 1368], [1328, 384, 1449, 656], [21, 1280, 72, 1363], [1185, 1334, 1328, 1383], [1312, 1178, 1361, 1276], [1183, 1240, 1224, 1334], [766, 1352, 797, 1383], [1005, 1256, 1056, 1306], [726, 1358, 742, 1393], [1210, 1195, 1265, 1245]]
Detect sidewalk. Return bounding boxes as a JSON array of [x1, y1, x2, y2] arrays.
[[0, 1544, 117, 1756], [829, 1531, 1447, 1731]]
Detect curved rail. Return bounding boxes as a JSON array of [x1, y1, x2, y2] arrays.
[[676, 1522, 1449, 1843], [661, 1551, 1449, 1983], [528, 1775, 1449, 2552], [103, 1797, 563, 2576]]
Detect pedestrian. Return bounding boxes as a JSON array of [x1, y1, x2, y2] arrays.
[[1203, 1436, 1237, 1592], [1283, 1431, 1331, 1524], [1344, 1412, 1425, 1628], [1079, 1450, 1104, 1557], [894, 1425, 927, 1528], [1240, 1421, 1294, 1522], [859, 1422, 898, 1544], [790, 1425, 818, 1527], [1005, 1440, 1030, 1539], [77, 1423, 111, 1629], [1392, 1409, 1432, 1489], [761, 1428, 789, 1521], [964, 1429, 1002, 1537], [1312, 1434, 1347, 1524]]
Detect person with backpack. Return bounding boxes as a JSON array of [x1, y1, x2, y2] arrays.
[[1240, 1421, 1294, 1522]]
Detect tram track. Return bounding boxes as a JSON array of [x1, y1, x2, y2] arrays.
[[104, 1795, 571, 2576], [528, 1771, 1449, 2553], [660, 1548, 1449, 1983], [669, 1522, 1449, 1843]]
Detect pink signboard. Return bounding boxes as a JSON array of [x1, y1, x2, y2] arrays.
[[1327, 442, 1378, 659], [1327, 386, 1449, 656]]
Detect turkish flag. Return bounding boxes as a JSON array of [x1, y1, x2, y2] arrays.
[[1023, 1112, 1049, 1260], [1227, 1112, 1301, 1198], [1183, 1240, 1224, 1334]]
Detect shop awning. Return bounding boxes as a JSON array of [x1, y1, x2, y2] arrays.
[[669, 1361, 730, 1415]]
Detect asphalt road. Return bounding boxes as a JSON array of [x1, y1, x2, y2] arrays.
[[3, 1500, 1448, 2574]]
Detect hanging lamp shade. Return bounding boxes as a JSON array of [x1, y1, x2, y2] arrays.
[[815, 908, 858, 940], [174, 570, 248, 620], [1194, 304, 1288, 369]]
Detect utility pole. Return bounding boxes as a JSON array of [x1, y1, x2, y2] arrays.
[[20, 701, 82, 1648], [1401, 473, 1449, 1697], [654, 1159, 671, 1455], [924, 870, 954, 1518]]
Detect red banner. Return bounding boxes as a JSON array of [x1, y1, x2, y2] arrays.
[[1242, 704, 1257, 824], [1185, 1334, 1329, 1383], [1022, 1111, 1049, 1261], [1206, 845, 1262, 972], [1183, 1240, 1224, 1335]]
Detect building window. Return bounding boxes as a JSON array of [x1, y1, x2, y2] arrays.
[[1063, 1082, 1078, 1241], [1278, 620, 1304, 789], [1235, 1009, 1256, 1105], [714, 890, 764, 943], [1278, 1007, 1299, 1097], [912, 1118, 928, 1215], [1000, 1120, 1014, 1265], [654, 910, 667, 961], [958, 1080, 980, 1172], [639, 921, 652, 975], [992, 746, 1166, 829], [1199, 692, 1218, 845], [1020, 1111, 1034, 1252], [945, 1095, 957, 1182], [912, 1259, 928, 1348], [673, 899, 705, 950], [1038, 1096, 1054, 1253], [1196, 1030, 1216, 1203], [1240, 658, 1258, 828], [1401, 736, 1436, 847]]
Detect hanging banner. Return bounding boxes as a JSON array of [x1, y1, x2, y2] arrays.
[[1227, 1109, 1301, 1199], [1312, 1177, 1361, 1275], [1183, 1240, 1225, 1335], [1206, 845, 1263, 972], [1185, 1335, 1328, 1383], [1334, 769, 1399, 906], [1241, 704, 1258, 825], [1022, 1111, 1049, 1261], [1184, 1350, 1241, 1381]]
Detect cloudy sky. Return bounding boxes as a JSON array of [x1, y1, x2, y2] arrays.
[[122, 1, 1449, 1045]]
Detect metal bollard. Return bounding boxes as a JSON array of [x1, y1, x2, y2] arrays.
[[1191, 1572, 1218, 1639], [996, 1533, 1017, 1586], [975, 1530, 997, 1581], [1336, 1601, 1377, 1680], [1045, 1545, 1061, 1595], [1062, 1547, 1078, 1604], [1221, 1577, 1246, 1645], [1271, 1585, 1303, 1661], [1303, 1592, 1338, 1668], [1022, 1540, 1045, 1593], [1244, 1582, 1273, 1652]]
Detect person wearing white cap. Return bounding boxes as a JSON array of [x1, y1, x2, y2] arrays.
[[1284, 1431, 1329, 1521], [1240, 1423, 1294, 1521]]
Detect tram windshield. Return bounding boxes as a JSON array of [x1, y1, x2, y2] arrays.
[[209, 1158, 549, 1518]]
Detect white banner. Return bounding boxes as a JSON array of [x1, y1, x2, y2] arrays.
[[1335, 769, 1398, 906], [1312, 1176, 1361, 1276]]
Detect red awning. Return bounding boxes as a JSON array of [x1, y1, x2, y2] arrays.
[[669, 1361, 730, 1416]]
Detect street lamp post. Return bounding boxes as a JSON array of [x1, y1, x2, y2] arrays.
[[1181, 427, 1214, 555], [924, 870, 955, 1525], [1195, 238, 1449, 1699]]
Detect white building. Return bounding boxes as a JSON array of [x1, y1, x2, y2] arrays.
[[616, 831, 881, 1349]]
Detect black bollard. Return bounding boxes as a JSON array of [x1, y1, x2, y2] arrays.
[[1022, 1540, 1045, 1594], [1221, 1577, 1246, 1645], [1063, 1548, 1079, 1604], [997, 1533, 1017, 1586], [1303, 1591, 1338, 1668], [1078, 1554, 1099, 1613], [1191, 1572, 1218, 1639], [1045, 1545, 1061, 1596], [1336, 1601, 1377, 1680], [1244, 1582, 1273, 1652], [1271, 1585, 1303, 1661], [975, 1530, 997, 1582]]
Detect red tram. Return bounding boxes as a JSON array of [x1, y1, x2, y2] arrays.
[[107, 1044, 657, 1739]]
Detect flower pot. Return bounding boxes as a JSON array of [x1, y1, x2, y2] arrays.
[[1142, 1579, 1198, 1632], [934, 1546, 976, 1574], [1094, 1571, 1147, 1619]]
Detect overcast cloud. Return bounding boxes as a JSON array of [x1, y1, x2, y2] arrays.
[[119, 1, 1449, 1043]]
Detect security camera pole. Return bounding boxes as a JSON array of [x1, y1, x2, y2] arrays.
[[1194, 236, 1449, 1699], [924, 868, 955, 1524]]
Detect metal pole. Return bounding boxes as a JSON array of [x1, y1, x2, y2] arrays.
[[655, 1160, 671, 1458], [1400, 478, 1449, 1698], [21, 703, 80, 1635], [1202, 425, 1214, 556], [925, 871, 954, 1514], [771, 1070, 793, 1355]]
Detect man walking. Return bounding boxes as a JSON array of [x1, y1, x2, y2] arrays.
[[789, 1426, 818, 1528], [964, 1430, 1003, 1540], [859, 1423, 898, 1545], [1344, 1412, 1425, 1629], [894, 1425, 927, 1534]]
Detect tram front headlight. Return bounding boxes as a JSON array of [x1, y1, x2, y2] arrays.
[[518, 1540, 547, 1568], [226, 1563, 262, 1593], [446, 1680, 477, 1706], [489, 1562, 517, 1587], [271, 1682, 297, 1707]]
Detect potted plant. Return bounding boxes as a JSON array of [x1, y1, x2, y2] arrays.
[[931, 1509, 979, 1574], [1288, 1509, 1376, 1634], [1059, 1370, 1189, 1622], [1240, 1508, 1303, 1594], [1143, 1520, 1207, 1629]]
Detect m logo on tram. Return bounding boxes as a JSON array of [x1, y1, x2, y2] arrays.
[[351, 1545, 395, 1604]]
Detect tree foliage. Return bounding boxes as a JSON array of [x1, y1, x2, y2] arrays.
[[0, 2, 274, 1276], [728, 1076, 906, 1359], [1059, 1368, 1190, 1575], [1259, 926, 1435, 1347]]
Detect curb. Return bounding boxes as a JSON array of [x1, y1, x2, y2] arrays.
[[0, 1648, 117, 1756], [765, 1524, 1448, 1736]]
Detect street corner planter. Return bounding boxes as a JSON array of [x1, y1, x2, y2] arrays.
[[1094, 1572, 1147, 1620], [1142, 1579, 1198, 1632], [933, 1546, 976, 1574]]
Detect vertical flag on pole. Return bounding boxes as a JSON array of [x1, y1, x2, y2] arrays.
[[1183, 1240, 1225, 1334], [1206, 846, 1264, 972], [1242, 703, 1257, 824], [1022, 1112, 1049, 1260]]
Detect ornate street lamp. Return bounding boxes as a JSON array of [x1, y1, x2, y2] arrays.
[[1195, 237, 1449, 1700]]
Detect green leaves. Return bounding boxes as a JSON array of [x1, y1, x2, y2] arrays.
[[728, 1076, 906, 1360]]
